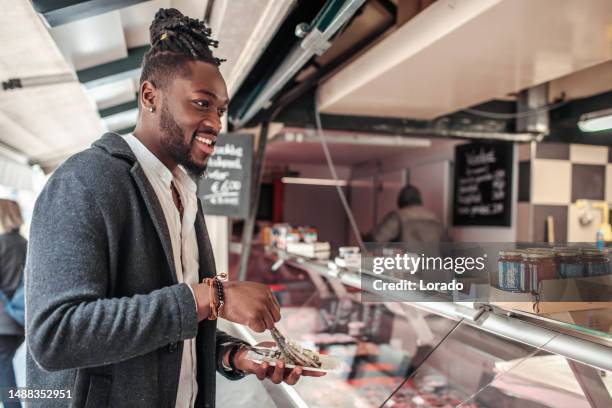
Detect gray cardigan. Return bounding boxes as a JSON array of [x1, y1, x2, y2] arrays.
[[25, 133, 246, 408]]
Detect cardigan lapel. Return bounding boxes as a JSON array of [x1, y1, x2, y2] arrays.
[[130, 163, 178, 284], [93, 132, 178, 284], [93, 132, 217, 284], [195, 198, 216, 281]]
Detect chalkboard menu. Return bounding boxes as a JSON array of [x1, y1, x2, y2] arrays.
[[453, 141, 513, 226], [197, 133, 253, 218]]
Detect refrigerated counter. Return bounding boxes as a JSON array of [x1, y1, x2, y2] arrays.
[[227, 244, 612, 408]]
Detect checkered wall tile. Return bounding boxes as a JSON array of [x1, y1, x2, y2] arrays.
[[516, 143, 612, 242]]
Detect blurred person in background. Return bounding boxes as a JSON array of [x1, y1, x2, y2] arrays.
[[0, 199, 26, 408], [367, 184, 445, 245]]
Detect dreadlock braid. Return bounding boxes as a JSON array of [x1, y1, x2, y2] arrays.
[[139, 8, 225, 91]]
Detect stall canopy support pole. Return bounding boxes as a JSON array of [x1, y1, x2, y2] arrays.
[[238, 120, 270, 281]]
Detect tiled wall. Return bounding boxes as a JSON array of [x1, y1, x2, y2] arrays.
[[517, 143, 612, 242]]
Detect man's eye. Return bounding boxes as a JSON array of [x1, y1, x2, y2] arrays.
[[194, 100, 209, 108], [218, 109, 226, 117]]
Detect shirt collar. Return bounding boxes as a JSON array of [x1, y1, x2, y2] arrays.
[[173, 165, 197, 193], [124, 133, 174, 188]]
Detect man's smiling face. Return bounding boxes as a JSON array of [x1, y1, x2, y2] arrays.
[[157, 60, 229, 177]]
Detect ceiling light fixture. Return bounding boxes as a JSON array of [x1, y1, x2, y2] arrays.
[[281, 177, 347, 186], [578, 108, 612, 132]]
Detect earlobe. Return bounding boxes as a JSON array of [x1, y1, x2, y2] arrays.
[[140, 80, 158, 113]]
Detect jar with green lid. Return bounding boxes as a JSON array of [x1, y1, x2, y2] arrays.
[[497, 250, 525, 292], [554, 249, 585, 278], [582, 248, 611, 277], [523, 251, 556, 291]]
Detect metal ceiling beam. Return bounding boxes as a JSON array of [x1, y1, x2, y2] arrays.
[[33, 0, 149, 27], [77, 46, 148, 86], [99, 100, 138, 118], [232, 0, 368, 129], [2, 73, 76, 91], [271, 8, 395, 118], [272, 127, 432, 147], [203, 0, 215, 24], [114, 126, 136, 135]]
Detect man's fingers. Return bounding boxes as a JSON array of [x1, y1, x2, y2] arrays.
[[262, 311, 275, 330], [270, 361, 284, 384], [268, 292, 281, 319], [250, 319, 266, 333], [268, 298, 281, 322], [301, 370, 326, 377], [284, 367, 302, 386], [256, 362, 268, 380]]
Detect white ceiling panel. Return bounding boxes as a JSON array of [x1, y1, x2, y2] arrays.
[[0, 1, 104, 169], [0, 109, 52, 157], [171, 0, 207, 20], [0, 83, 104, 164], [88, 78, 137, 109], [103, 108, 139, 132], [120, 0, 207, 49], [50, 10, 128, 71], [318, 0, 612, 119], [120, 0, 171, 48], [0, 0, 71, 79]]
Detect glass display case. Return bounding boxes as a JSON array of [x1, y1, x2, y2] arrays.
[[227, 245, 612, 408]]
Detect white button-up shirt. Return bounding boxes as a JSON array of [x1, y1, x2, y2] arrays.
[[124, 134, 199, 408]]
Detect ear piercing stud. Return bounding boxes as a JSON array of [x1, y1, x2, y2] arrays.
[[148, 106, 155, 113]]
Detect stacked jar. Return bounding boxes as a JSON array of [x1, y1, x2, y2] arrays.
[[522, 251, 557, 291], [553, 248, 585, 278], [497, 250, 525, 292], [582, 248, 611, 277]]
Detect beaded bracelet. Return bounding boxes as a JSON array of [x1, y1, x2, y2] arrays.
[[203, 277, 225, 320], [214, 277, 225, 317], [228, 344, 246, 375]]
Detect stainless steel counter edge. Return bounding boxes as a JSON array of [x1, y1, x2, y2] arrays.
[[273, 251, 612, 372]]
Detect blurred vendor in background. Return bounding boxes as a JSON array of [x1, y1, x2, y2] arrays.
[[367, 184, 445, 245]]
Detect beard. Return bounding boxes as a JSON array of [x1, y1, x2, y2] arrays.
[[159, 103, 208, 178]]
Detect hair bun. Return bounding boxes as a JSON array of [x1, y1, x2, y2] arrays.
[[150, 8, 184, 44]]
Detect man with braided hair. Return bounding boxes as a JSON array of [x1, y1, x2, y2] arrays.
[[25, 8, 322, 408]]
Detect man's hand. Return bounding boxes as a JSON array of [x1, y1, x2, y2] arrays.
[[232, 342, 326, 385], [191, 281, 280, 331], [220, 281, 281, 332]]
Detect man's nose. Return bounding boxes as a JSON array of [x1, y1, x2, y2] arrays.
[[201, 115, 222, 133]]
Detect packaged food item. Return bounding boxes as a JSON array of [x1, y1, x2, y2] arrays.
[[260, 226, 272, 246], [278, 230, 300, 250], [298, 227, 318, 243], [245, 346, 340, 373], [336, 246, 361, 269], [271, 223, 291, 248], [339, 246, 360, 258], [286, 241, 331, 259]]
